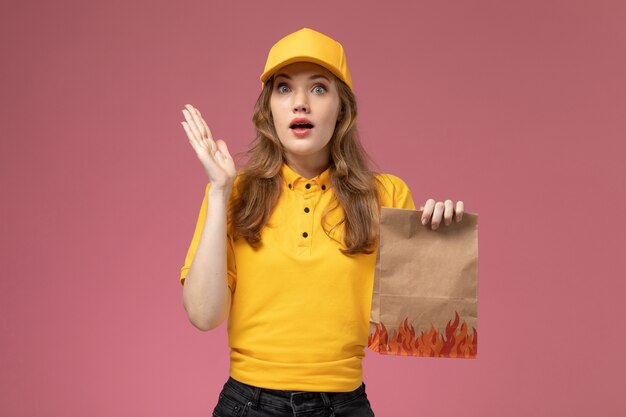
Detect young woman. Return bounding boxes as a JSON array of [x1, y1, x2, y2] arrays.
[[179, 28, 464, 417]]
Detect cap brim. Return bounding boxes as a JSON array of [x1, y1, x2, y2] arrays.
[[260, 56, 349, 89]]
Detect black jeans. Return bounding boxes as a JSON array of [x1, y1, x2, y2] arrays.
[[212, 376, 376, 417]]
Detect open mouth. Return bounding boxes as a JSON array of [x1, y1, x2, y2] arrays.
[[290, 123, 314, 131]]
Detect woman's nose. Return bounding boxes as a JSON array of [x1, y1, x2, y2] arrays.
[[292, 90, 309, 112]]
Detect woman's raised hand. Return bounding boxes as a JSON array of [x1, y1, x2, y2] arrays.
[[419, 199, 464, 230], [181, 104, 236, 192]]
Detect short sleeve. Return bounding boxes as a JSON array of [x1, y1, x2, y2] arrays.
[[179, 182, 237, 292], [375, 173, 416, 210]]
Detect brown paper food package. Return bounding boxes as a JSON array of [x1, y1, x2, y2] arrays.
[[368, 207, 478, 358]]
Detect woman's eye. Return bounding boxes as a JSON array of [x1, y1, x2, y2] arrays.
[[276, 83, 326, 94]]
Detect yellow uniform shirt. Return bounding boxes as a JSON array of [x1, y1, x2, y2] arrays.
[[180, 162, 415, 392]]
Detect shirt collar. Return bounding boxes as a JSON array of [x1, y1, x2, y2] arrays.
[[280, 162, 331, 192]]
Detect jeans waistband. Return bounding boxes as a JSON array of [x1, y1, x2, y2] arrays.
[[223, 376, 366, 409]]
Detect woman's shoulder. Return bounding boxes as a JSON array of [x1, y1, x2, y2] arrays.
[[373, 172, 415, 209], [374, 172, 409, 187]]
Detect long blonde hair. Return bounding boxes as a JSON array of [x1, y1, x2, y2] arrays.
[[229, 74, 383, 255]]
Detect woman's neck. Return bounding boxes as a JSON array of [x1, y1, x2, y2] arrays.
[[284, 155, 330, 180]]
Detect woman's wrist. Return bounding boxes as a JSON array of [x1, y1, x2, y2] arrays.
[[208, 186, 232, 202]]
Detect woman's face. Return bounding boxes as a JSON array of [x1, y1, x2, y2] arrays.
[[269, 62, 342, 166]]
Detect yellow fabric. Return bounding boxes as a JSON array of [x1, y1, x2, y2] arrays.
[[179, 162, 415, 392], [260, 27, 353, 90]]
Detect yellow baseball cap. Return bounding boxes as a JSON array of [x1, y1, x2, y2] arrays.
[[260, 27, 353, 91]]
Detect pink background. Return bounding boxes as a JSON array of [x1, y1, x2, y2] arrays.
[[2, 0, 625, 416]]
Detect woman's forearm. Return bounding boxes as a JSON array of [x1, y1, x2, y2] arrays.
[[182, 188, 231, 331]]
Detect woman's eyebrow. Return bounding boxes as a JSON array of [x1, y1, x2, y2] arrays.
[[275, 73, 330, 82]]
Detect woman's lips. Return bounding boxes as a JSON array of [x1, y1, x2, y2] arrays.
[[290, 126, 314, 137]]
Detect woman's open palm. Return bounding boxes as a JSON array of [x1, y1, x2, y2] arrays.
[[181, 103, 236, 191]]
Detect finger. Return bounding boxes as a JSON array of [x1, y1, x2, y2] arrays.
[[182, 121, 211, 157], [189, 105, 209, 140], [421, 199, 435, 225], [195, 109, 218, 155], [431, 201, 445, 230], [183, 105, 201, 136], [183, 106, 216, 155], [215, 139, 232, 159], [195, 107, 214, 141], [182, 107, 203, 143], [211, 140, 225, 162], [444, 200, 454, 226], [181, 121, 201, 148], [455, 201, 464, 222]]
